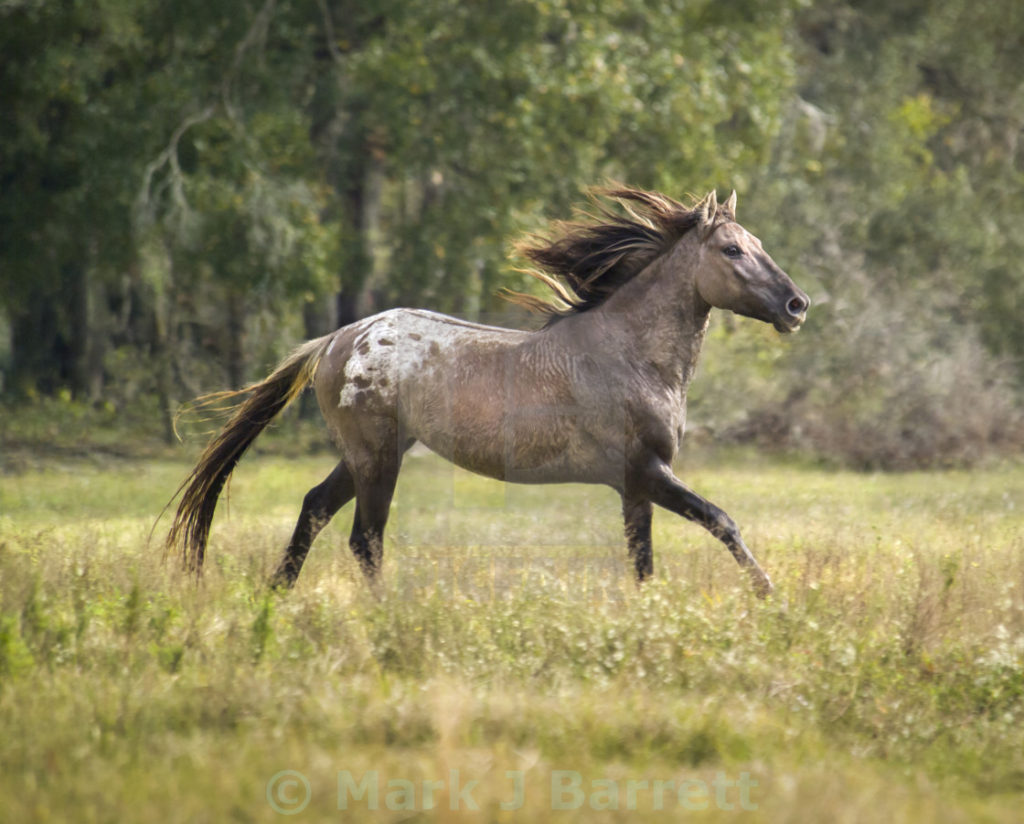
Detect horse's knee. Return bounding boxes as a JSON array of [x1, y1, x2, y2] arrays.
[[708, 507, 740, 543]]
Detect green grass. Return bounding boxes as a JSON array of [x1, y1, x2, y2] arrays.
[[1, 450, 1023, 822]]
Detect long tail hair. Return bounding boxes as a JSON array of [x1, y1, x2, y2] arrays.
[[165, 334, 334, 573]]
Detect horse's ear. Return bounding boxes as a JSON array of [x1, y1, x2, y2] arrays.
[[723, 190, 737, 219], [697, 190, 718, 237]]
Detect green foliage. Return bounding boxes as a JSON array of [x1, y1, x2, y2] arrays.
[[1, 0, 1023, 466], [689, 0, 1024, 467], [0, 613, 34, 680], [1, 0, 799, 389]]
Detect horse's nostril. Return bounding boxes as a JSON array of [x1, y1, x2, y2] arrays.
[[787, 296, 807, 317]]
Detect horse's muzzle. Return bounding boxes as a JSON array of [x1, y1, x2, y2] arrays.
[[775, 291, 809, 333]]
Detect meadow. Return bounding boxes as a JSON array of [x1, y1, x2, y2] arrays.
[[1, 447, 1022, 822]]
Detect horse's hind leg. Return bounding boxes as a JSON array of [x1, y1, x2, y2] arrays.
[[346, 434, 412, 583], [270, 460, 355, 588], [622, 495, 654, 582], [348, 461, 400, 582]]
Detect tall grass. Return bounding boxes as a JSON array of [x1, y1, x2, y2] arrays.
[[1, 453, 1022, 821]]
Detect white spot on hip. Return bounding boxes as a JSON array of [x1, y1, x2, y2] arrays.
[[337, 309, 469, 408]]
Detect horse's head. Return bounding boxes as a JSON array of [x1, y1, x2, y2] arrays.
[[692, 190, 809, 333]]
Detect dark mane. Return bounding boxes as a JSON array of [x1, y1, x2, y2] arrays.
[[505, 187, 707, 321]]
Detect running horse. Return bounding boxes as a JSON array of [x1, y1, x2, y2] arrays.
[[166, 188, 808, 597]]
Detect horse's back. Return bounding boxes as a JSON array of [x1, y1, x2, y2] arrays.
[[312, 308, 524, 432]]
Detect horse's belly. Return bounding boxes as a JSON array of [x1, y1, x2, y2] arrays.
[[412, 403, 623, 486]]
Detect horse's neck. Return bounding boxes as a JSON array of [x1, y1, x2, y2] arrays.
[[590, 243, 712, 395]]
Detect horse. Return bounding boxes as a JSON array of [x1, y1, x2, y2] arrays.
[[166, 187, 808, 598]]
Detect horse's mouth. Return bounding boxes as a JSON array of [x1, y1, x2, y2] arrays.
[[774, 314, 806, 334]]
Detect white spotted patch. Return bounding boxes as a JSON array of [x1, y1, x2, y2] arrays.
[[338, 309, 506, 408]]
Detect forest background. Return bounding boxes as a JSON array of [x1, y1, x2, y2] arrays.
[[2, 0, 1022, 469]]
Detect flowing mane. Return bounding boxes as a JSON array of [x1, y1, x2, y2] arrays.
[[506, 186, 717, 320]]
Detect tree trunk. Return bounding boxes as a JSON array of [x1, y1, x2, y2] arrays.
[[78, 251, 110, 402], [334, 145, 385, 325], [150, 278, 177, 445], [9, 290, 62, 397], [225, 295, 246, 389], [66, 258, 89, 397]]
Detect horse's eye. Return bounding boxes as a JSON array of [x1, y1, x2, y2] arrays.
[[723, 245, 742, 258]]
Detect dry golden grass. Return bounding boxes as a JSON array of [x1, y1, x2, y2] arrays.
[[1, 451, 1022, 821]]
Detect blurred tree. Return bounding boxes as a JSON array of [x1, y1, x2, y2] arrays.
[[0, 0, 341, 419], [2, 0, 1019, 464], [1, 0, 797, 400], [788, 0, 1024, 348], [690, 0, 1024, 466], [0, 0, 144, 397], [322, 0, 798, 314]]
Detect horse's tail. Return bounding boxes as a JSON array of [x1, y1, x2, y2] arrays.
[[165, 333, 335, 573]]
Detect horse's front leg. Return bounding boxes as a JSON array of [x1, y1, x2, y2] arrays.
[[638, 460, 773, 598], [622, 495, 653, 583]]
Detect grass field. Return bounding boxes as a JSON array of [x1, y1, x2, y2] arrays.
[[1, 448, 1022, 822]]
